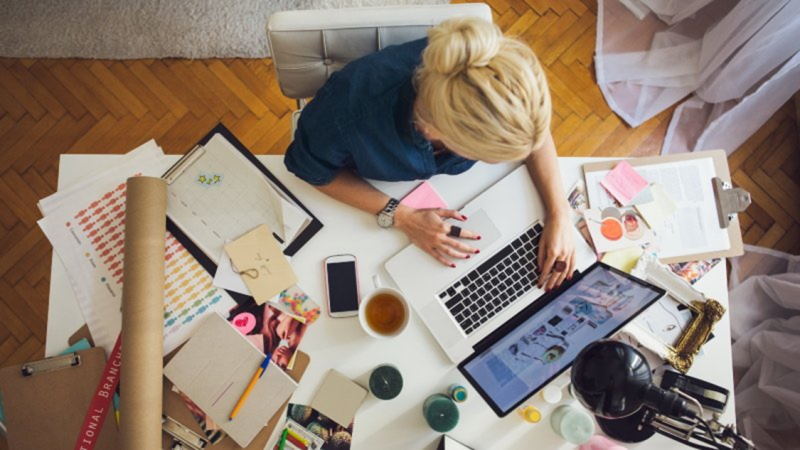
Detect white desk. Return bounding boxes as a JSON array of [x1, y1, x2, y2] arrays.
[[47, 156, 735, 449]]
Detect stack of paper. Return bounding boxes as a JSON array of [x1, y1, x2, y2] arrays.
[[37, 142, 236, 354]]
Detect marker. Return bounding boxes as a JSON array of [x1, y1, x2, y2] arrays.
[[277, 428, 288, 450], [229, 353, 271, 421]]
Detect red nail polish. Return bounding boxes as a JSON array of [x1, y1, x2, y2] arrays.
[[477, 236, 482, 240], [462, 215, 468, 220], [451, 264, 456, 268], [466, 255, 471, 259], [475, 249, 480, 254]]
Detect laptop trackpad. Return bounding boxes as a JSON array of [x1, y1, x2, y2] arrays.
[[421, 301, 463, 348], [449, 209, 501, 252]]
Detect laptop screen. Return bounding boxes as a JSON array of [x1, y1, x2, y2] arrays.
[[458, 263, 664, 416]]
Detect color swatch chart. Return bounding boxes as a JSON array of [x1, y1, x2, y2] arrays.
[[39, 142, 235, 354]]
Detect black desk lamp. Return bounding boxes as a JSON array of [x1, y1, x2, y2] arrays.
[[570, 340, 755, 450]]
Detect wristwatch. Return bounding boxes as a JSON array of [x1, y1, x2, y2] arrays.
[[377, 198, 400, 228]]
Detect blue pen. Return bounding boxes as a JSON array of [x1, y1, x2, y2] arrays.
[[229, 353, 271, 421]]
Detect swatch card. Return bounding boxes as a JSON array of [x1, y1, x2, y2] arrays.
[[600, 161, 652, 206]]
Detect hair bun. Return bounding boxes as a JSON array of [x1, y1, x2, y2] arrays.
[[425, 17, 502, 75]]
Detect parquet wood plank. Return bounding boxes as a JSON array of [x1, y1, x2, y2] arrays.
[[208, 60, 270, 118], [7, 62, 66, 119], [541, 11, 595, 65], [166, 60, 229, 118], [763, 130, 797, 175], [228, 60, 290, 118], [0, 337, 20, 364], [127, 61, 189, 119], [49, 64, 108, 119], [28, 62, 88, 119], [733, 170, 794, 229], [108, 62, 169, 119], [0, 65, 46, 119], [31, 113, 97, 173], [69, 62, 129, 119], [89, 61, 149, 119], [559, 25, 595, 66], [0, 198, 18, 230], [185, 61, 249, 119], [3, 335, 42, 366], [0, 300, 30, 342], [0, 114, 57, 171], [148, 61, 208, 119], [506, 10, 539, 37], [0, 78, 26, 119], [66, 114, 119, 153]]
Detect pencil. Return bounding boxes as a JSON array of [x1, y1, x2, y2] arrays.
[[229, 353, 271, 421], [278, 428, 289, 450]]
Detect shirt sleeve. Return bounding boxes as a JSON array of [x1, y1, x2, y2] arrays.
[[284, 89, 351, 186]]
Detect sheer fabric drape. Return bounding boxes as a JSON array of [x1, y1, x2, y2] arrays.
[[595, 0, 800, 154]]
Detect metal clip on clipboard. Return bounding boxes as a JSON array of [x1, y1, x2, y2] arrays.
[[712, 177, 751, 228], [162, 145, 206, 185], [162, 415, 209, 449], [21, 353, 81, 376]]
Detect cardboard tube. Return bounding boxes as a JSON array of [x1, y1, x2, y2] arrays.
[[120, 176, 167, 449]]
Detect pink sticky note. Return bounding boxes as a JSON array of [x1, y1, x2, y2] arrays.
[[600, 161, 649, 205], [401, 181, 448, 210]]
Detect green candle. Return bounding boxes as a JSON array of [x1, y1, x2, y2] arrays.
[[423, 394, 459, 432], [550, 405, 594, 445], [369, 364, 403, 400]]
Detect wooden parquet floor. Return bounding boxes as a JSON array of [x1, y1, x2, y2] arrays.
[[0, 0, 798, 381]]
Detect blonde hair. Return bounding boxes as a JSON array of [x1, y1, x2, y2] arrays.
[[414, 17, 552, 162]]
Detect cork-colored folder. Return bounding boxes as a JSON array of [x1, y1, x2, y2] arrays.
[[0, 348, 119, 450]]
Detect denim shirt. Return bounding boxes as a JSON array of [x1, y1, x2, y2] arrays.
[[284, 38, 476, 185]]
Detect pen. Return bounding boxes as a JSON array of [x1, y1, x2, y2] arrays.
[[229, 353, 271, 421], [278, 428, 288, 450]]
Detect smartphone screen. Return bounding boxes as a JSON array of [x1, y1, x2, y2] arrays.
[[327, 261, 359, 313]]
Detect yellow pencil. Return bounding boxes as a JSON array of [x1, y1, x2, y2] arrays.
[[229, 354, 271, 421]]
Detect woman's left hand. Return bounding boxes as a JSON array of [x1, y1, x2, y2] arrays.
[[537, 213, 576, 291]]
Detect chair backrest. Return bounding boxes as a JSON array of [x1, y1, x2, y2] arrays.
[[267, 3, 492, 100]]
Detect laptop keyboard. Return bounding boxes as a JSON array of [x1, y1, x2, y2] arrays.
[[438, 222, 543, 335]]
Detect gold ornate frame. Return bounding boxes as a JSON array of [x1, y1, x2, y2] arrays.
[[666, 299, 726, 373]]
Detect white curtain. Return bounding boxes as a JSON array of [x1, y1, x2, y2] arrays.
[[595, 0, 800, 155], [729, 245, 800, 450]]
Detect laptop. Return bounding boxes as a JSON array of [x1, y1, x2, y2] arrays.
[[458, 261, 665, 416], [385, 164, 598, 363]]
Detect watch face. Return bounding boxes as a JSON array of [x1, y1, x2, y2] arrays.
[[378, 213, 393, 228]]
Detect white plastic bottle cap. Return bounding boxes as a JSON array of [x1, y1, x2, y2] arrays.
[[542, 385, 563, 404]]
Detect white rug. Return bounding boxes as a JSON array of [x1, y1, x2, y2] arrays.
[[0, 0, 446, 59]]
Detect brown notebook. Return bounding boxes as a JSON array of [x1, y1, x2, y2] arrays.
[[0, 348, 119, 450], [161, 350, 310, 449]]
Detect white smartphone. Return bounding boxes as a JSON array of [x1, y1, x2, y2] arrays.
[[324, 254, 360, 318]]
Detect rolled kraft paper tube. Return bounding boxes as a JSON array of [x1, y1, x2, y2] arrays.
[[120, 176, 167, 449]]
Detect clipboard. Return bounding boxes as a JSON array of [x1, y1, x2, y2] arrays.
[[163, 124, 323, 306], [583, 150, 748, 264], [161, 350, 310, 450], [0, 348, 119, 449]]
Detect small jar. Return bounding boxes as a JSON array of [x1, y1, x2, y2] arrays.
[[550, 405, 595, 445]]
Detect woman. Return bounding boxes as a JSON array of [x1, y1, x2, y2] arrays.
[[285, 18, 575, 290]]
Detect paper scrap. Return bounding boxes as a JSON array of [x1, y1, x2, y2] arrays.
[[310, 370, 367, 428], [600, 161, 650, 205], [270, 285, 321, 324], [280, 197, 311, 243], [225, 224, 297, 304], [401, 181, 448, 210], [601, 247, 644, 273], [635, 184, 677, 229]]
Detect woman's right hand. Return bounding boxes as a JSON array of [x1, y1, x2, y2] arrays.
[[394, 205, 480, 267]]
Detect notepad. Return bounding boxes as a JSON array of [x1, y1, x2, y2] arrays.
[[164, 313, 298, 447], [600, 161, 651, 206], [401, 181, 448, 210]]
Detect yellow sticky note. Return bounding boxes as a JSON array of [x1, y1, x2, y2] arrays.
[[601, 246, 644, 273], [225, 224, 297, 304], [634, 184, 677, 229]]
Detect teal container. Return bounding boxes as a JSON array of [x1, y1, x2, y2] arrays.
[[423, 394, 459, 432], [369, 364, 403, 400], [448, 384, 468, 403]]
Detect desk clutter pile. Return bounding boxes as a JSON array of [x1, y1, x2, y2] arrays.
[[0, 122, 754, 449]]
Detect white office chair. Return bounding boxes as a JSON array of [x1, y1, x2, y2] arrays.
[[266, 3, 493, 134]]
